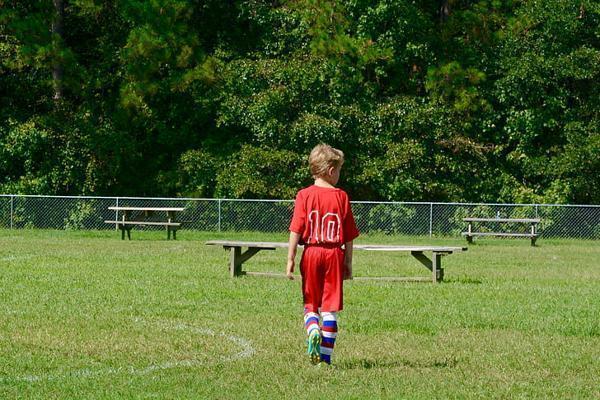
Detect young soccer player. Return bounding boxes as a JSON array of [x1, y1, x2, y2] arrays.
[[286, 144, 359, 365]]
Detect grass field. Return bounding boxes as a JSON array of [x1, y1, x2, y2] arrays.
[[1, 229, 599, 399]]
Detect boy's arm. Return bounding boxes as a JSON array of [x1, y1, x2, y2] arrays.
[[343, 240, 354, 280], [286, 231, 301, 280]]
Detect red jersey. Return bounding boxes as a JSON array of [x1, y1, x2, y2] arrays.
[[289, 185, 359, 246]]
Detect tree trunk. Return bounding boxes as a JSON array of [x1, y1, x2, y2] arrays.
[[578, 3, 585, 19], [440, 0, 450, 23], [52, 0, 64, 101]]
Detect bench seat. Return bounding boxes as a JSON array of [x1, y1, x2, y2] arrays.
[[461, 231, 538, 246], [104, 220, 181, 227], [104, 220, 181, 240], [461, 232, 537, 238]]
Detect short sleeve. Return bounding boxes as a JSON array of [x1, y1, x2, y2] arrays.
[[289, 191, 306, 233], [343, 194, 359, 242]]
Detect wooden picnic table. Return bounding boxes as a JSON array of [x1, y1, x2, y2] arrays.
[[205, 240, 467, 283], [105, 206, 185, 240], [462, 217, 541, 246]]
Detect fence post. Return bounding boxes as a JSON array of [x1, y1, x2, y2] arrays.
[[429, 203, 433, 237], [115, 197, 119, 230], [535, 204, 539, 219], [10, 195, 14, 229], [218, 199, 222, 232]]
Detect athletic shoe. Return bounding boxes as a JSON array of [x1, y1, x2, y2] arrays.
[[307, 330, 321, 365]]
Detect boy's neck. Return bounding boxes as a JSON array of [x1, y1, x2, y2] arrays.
[[314, 177, 336, 188]]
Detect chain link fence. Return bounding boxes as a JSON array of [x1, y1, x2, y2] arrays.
[[1, 195, 599, 239]]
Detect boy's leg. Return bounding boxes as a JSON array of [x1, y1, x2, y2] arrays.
[[321, 248, 344, 312], [320, 311, 338, 364], [301, 247, 325, 314], [303, 309, 320, 336], [318, 248, 343, 364], [304, 310, 321, 364]]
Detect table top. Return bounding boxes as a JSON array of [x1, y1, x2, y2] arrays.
[[355, 244, 467, 252], [108, 206, 185, 212], [206, 241, 289, 248], [463, 217, 540, 223], [205, 241, 467, 253]]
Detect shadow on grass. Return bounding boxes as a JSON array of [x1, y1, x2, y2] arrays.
[[443, 277, 483, 284], [337, 356, 459, 370]]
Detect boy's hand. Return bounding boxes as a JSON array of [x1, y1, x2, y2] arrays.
[[343, 262, 353, 280], [286, 259, 295, 280]]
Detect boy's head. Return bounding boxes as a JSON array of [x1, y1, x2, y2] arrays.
[[309, 144, 344, 183]]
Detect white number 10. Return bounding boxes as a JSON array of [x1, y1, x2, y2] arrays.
[[308, 210, 341, 243]]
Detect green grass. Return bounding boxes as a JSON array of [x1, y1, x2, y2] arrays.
[[1, 229, 599, 399]]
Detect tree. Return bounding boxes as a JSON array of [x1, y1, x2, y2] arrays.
[[51, 0, 64, 101], [0, 0, 598, 203]]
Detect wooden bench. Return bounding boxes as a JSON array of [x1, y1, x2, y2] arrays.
[[205, 241, 467, 283], [105, 206, 185, 240], [462, 217, 541, 246]]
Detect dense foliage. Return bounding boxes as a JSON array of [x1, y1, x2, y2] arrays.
[[1, 0, 598, 203]]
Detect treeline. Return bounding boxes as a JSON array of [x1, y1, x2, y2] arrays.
[[1, 1, 598, 203]]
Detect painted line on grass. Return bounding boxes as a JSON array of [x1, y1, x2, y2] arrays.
[[0, 320, 255, 383], [0, 254, 37, 262]]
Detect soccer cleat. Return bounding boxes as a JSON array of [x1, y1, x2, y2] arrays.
[[307, 330, 321, 365]]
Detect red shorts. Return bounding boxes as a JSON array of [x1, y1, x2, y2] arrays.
[[300, 246, 344, 313]]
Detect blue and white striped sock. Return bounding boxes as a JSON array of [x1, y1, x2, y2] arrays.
[[320, 312, 338, 364], [304, 311, 320, 337]]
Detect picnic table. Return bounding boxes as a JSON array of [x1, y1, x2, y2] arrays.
[[462, 217, 541, 246], [105, 206, 185, 240], [205, 241, 467, 283]]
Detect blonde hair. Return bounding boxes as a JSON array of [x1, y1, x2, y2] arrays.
[[309, 144, 344, 178]]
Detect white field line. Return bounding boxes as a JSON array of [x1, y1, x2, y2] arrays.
[[0, 254, 37, 262], [0, 320, 255, 383]]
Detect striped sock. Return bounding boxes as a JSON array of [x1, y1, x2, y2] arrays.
[[320, 312, 338, 364], [304, 311, 320, 337]]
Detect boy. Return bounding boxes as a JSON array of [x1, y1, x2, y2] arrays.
[[286, 144, 359, 365]]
